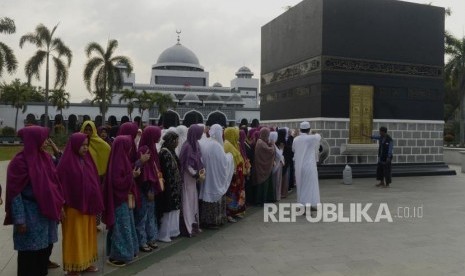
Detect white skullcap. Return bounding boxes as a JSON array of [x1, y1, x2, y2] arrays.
[[300, 121, 310, 130]]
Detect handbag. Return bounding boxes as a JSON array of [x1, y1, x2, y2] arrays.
[[128, 192, 135, 209], [147, 190, 155, 201], [197, 168, 206, 184], [154, 161, 165, 194]]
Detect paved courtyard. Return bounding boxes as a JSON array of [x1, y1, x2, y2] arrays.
[[0, 160, 464, 275]]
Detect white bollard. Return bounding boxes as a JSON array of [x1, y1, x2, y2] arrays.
[[343, 164, 352, 185]]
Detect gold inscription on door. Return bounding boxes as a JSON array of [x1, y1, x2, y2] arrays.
[[349, 85, 373, 144]]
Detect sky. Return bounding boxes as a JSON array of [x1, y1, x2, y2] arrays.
[[1, 0, 464, 103]]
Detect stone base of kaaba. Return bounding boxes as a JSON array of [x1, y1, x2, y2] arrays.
[[317, 162, 456, 179], [261, 117, 456, 177]]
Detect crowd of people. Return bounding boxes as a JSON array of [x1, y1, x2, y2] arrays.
[[4, 119, 325, 276]]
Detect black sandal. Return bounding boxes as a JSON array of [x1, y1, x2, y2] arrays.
[[147, 241, 159, 249], [139, 245, 152, 252]]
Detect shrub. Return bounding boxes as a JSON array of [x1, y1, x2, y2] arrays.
[[1, 126, 16, 137], [444, 134, 455, 143]]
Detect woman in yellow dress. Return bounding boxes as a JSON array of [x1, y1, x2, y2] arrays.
[[57, 133, 104, 275]]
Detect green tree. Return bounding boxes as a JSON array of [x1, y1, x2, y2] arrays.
[[119, 88, 137, 120], [152, 92, 176, 115], [1, 79, 33, 131], [28, 86, 46, 102], [135, 90, 155, 127], [49, 88, 70, 116], [445, 32, 465, 144], [83, 39, 133, 126], [91, 91, 113, 118], [19, 23, 72, 127], [0, 17, 18, 77]]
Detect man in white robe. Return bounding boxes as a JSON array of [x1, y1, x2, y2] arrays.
[[292, 121, 321, 208]]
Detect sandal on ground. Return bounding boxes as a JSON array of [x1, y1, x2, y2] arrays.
[[147, 241, 159, 249], [205, 224, 219, 230], [227, 216, 237, 223], [48, 261, 60, 269], [158, 238, 172, 243], [139, 245, 152, 252], [107, 259, 126, 267], [84, 265, 99, 272]]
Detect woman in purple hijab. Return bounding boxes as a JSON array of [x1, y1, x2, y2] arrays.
[[57, 133, 103, 274], [179, 125, 205, 237], [4, 126, 64, 276], [103, 135, 140, 267], [117, 122, 139, 162], [134, 126, 163, 252]]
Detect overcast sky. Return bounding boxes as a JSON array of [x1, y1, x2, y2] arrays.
[[1, 0, 464, 102]]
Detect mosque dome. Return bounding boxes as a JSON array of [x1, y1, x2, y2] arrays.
[[228, 94, 243, 102], [181, 93, 201, 104], [153, 41, 204, 71], [238, 66, 251, 73], [212, 82, 223, 87], [204, 93, 223, 104], [226, 94, 245, 106], [235, 66, 254, 78]]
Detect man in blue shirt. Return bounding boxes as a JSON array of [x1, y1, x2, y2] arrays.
[[366, 126, 393, 188]]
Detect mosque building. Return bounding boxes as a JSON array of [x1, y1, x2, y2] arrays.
[[0, 34, 260, 131], [115, 34, 260, 128]]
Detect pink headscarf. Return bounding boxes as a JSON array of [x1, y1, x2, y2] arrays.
[[57, 133, 104, 215], [137, 126, 163, 194], [4, 126, 64, 225], [254, 127, 275, 185], [179, 125, 204, 174], [117, 122, 139, 162], [103, 135, 137, 229]]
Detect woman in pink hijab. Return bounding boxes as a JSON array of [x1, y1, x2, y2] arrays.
[[4, 126, 64, 276], [103, 135, 140, 267], [57, 133, 104, 275], [134, 126, 163, 252]]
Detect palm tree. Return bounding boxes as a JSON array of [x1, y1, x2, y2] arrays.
[[445, 32, 465, 144], [49, 88, 70, 116], [119, 88, 137, 120], [0, 17, 18, 77], [1, 79, 32, 131], [152, 92, 175, 115], [83, 39, 133, 126], [135, 90, 155, 127], [19, 23, 72, 127], [91, 91, 113, 118]]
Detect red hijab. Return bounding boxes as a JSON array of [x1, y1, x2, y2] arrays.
[[254, 127, 275, 185], [179, 124, 204, 174], [57, 133, 104, 215], [137, 126, 163, 193], [4, 126, 64, 225], [103, 135, 136, 229], [117, 122, 139, 162]]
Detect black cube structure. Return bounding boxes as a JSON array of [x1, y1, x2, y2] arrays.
[[261, 0, 449, 169]]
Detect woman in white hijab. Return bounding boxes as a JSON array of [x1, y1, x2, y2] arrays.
[[175, 125, 188, 157], [269, 131, 284, 201], [198, 124, 234, 229]]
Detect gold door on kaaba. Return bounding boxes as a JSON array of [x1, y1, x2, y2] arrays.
[[349, 85, 373, 144]]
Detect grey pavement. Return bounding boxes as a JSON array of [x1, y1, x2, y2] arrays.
[[1, 159, 465, 275]]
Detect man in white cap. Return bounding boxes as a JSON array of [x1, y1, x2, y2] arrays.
[[292, 121, 321, 210]]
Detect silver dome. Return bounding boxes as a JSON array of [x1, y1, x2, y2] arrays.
[[156, 44, 201, 67]]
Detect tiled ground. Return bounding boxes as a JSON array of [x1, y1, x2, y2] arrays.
[[1, 160, 464, 275]]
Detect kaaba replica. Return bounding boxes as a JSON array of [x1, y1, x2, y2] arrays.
[[261, 0, 454, 176]]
